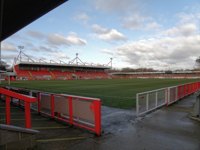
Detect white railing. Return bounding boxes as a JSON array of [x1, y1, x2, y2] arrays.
[[136, 88, 167, 116], [136, 82, 200, 116]]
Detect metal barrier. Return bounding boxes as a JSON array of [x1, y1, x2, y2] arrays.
[[136, 88, 167, 116], [168, 82, 200, 105], [136, 82, 200, 116], [192, 91, 200, 117], [5, 87, 101, 136], [0, 88, 37, 128], [167, 86, 178, 105]]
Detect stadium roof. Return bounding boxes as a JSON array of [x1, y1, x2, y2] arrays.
[[111, 70, 200, 75], [16, 62, 111, 70], [111, 72, 165, 75], [0, 0, 68, 41]]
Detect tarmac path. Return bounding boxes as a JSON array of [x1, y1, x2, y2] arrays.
[[0, 94, 200, 150]]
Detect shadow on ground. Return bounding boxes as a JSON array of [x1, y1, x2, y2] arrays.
[[1, 94, 200, 150]]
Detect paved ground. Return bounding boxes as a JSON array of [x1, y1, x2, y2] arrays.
[[98, 96, 200, 150], [1, 94, 200, 150]]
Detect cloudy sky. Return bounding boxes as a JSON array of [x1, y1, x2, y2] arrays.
[[2, 0, 200, 70]]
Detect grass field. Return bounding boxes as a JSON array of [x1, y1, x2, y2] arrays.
[[1, 78, 200, 109]]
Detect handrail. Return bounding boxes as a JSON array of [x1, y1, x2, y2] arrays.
[[2, 87, 102, 136], [36, 92, 101, 136], [0, 88, 37, 103], [0, 87, 37, 128], [136, 81, 200, 116]]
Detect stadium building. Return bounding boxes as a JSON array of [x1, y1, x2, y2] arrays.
[[111, 70, 200, 79], [10, 50, 200, 81], [13, 51, 111, 80]]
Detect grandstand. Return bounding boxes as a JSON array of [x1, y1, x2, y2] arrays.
[[111, 70, 200, 79], [13, 51, 111, 80], [12, 51, 200, 80]]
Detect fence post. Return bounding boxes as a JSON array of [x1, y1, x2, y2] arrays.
[[146, 94, 149, 111], [94, 100, 101, 136], [167, 87, 170, 105], [175, 87, 178, 101], [155, 92, 158, 107], [25, 102, 31, 128], [37, 92, 41, 113], [184, 85, 187, 96], [6, 96, 11, 125], [136, 94, 139, 116], [68, 96, 73, 125], [51, 94, 55, 118]]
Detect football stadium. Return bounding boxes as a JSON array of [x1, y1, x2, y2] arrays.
[[1, 0, 200, 150], [1, 50, 200, 109]]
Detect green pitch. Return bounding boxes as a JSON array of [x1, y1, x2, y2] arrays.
[[1, 78, 199, 109]]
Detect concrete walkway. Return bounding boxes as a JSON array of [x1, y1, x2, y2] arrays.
[[69, 94, 200, 150], [1, 94, 200, 150]]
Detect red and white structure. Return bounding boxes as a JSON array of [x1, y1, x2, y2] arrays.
[[1, 86, 102, 136], [13, 51, 111, 80], [136, 82, 200, 116]]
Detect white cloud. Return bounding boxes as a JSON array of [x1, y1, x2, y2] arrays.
[[92, 24, 126, 42], [1, 31, 87, 66], [101, 49, 114, 55], [74, 12, 90, 23], [2, 42, 17, 51], [123, 14, 146, 30], [92, 24, 109, 34], [163, 23, 198, 37], [1, 54, 17, 65], [25, 31, 87, 47], [123, 14, 161, 31], [47, 33, 87, 46], [66, 33, 87, 45], [146, 22, 161, 30], [26, 30, 45, 39], [2, 54, 17, 60], [103, 21, 200, 70], [94, 0, 161, 31], [39, 46, 58, 53], [49, 51, 70, 61], [47, 34, 68, 45], [98, 29, 126, 41], [177, 12, 200, 24], [94, 0, 140, 13]]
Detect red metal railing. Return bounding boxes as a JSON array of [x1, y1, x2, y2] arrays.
[[168, 82, 200, 105], [0, 88, 37, 128], [4, 87, 102, 136], [36, 93, 101, 136], [137, 81, 200, 116]]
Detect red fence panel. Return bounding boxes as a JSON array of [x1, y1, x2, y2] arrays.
[[2, 87, 102, 136], [0, 87, 37, 128], [137, 82, 200, 116], [168, 82, 200, 106]]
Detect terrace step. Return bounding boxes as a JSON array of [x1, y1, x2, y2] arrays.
[[0, 100, 91, 150]]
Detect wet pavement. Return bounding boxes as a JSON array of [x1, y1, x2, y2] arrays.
[[69, 94, 200, 150], [1, 94, 200, 150], [98, 94, 200, 150]]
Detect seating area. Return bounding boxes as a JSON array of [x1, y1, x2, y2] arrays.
[[50, 71, 73, 80], [30, 70, 52, 80], [75, 71, 110, 79], [14, 65, 110, 80], [112, 73, 200, 79], [14, 70, 31, 80]]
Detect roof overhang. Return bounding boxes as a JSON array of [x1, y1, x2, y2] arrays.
[[16, 62, 111, 70], [1, 0, 68, 41]]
